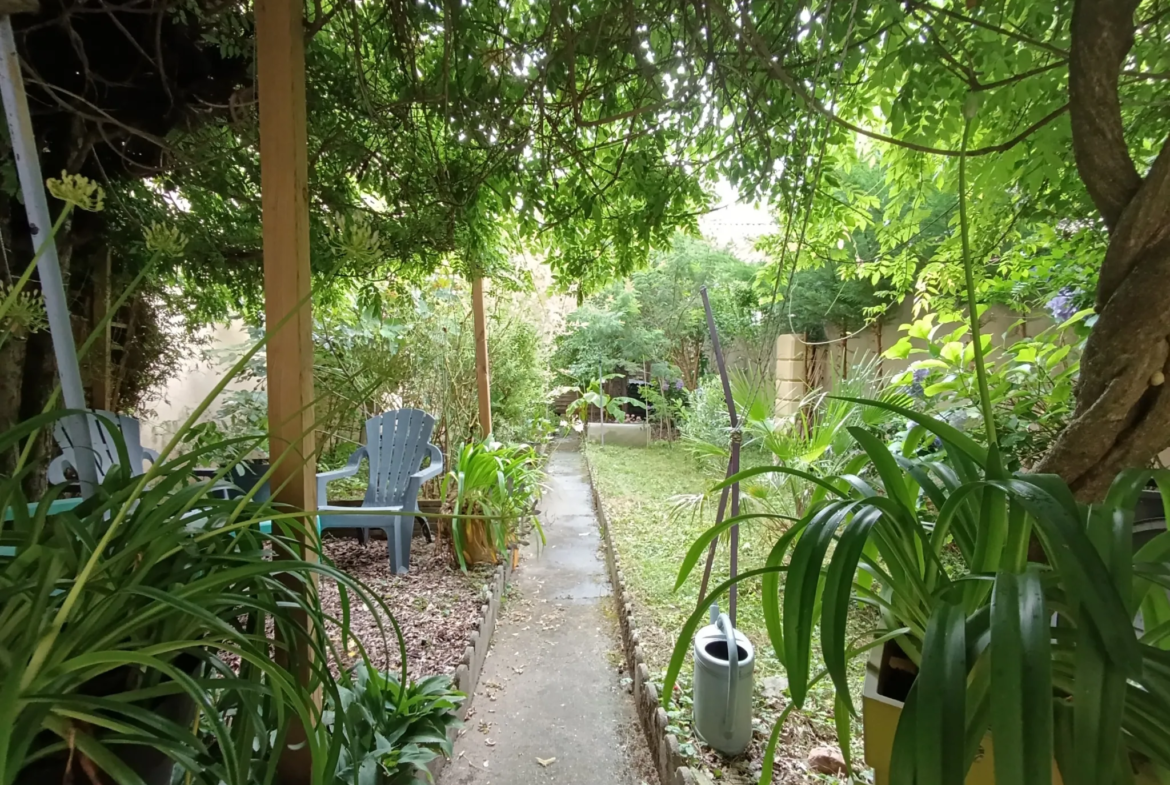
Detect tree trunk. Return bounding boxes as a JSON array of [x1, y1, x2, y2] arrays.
[[1035, 0, 1170, 499], [0, 338, 27, 477], [18, 329, 58, 498]]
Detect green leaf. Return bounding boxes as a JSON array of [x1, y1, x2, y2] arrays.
[[990, 569, 1052, 785], [785, 501, 860, 708], [673, 512, 800, 592], [759, 703, 798, 785], [998, 478, 1140, 673], [913, 600, 967, 785], [820, 507, 881, 713], [831, 395, 987, 464], [834, 690, 854, 777]]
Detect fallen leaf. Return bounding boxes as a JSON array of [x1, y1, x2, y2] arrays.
[[537, 757, 556, 768]]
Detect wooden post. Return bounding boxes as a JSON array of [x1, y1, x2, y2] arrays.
[[472, 275, 492, 437], [91, 247, 111, 410], [255, 0, 318, 779]]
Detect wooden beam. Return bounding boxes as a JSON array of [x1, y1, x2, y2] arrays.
[[255, 0, 318, 779], [472, 276, 492, 437], [0, 0, 39, 14], [90, 247, 111, 410]]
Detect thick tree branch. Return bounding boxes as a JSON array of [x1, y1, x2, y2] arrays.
[[1097, 136, 1170, 305], [1068, 0, 1143, 230]]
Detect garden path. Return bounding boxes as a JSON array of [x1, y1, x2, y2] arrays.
[[439, 439, 649, 784]]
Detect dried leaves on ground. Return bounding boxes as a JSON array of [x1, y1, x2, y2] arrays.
[[319, 534, 495, 678]]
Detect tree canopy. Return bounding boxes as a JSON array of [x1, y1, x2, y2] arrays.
[[6, 0, 1170, 495], [553, 235, 759, 388]]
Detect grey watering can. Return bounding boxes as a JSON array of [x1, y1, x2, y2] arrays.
[[692, 605, 754, 755]]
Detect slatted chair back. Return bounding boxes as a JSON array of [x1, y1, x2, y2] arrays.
[[364, 408, 437, 506], [48, 410, 159, 484]]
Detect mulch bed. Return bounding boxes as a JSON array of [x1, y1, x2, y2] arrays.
[[318, 533, 496, 679]]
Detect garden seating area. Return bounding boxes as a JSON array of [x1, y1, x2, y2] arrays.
[[4, 1, 1170, 785]]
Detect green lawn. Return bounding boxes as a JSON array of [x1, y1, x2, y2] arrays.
[[586, 442, 865, 783], [586, 442, 784, 676]]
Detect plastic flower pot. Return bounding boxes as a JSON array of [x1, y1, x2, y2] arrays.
[[863, 642, 1165, 785], [862, 641, 1060, 785]]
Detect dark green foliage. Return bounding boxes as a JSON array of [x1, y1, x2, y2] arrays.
[[329, 665, 465, 785], [0, 410, 405, 785]]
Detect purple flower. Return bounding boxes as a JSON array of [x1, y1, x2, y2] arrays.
[[908, 367, 928, 399], [674, 379, 684, 390], [1046, 288, 1078, 323]]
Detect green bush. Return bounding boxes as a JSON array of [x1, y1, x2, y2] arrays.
[[677, 376, 730, 451], [329, 664, 464, 784], [885, 309, 1090, 471], [0, 412, 401, 785]]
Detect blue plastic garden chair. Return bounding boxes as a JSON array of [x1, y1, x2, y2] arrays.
[[317, 409, 444, 574], [47, 410, 159, 485]]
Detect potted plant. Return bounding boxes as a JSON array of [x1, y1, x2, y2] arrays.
[[662, 106, 1170, 785], [441, 438, 544, 569]]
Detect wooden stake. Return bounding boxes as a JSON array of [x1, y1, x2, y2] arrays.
[[255, 0, 318, 778], [472, 275, 492, 438], [91, 247, 111, 410]]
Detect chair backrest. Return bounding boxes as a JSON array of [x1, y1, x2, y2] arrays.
[[364, 409, 436, 506], [48, 410, 152, 484]]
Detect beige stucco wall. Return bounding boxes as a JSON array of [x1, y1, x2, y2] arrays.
[[141, 321, 257, 451]]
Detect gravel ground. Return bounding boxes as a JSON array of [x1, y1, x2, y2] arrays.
[[319, 533, 497, 679]]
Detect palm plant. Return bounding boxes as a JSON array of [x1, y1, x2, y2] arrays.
[[441, 439, 544, 570], [680, 359, 910, 517], [663, 108, 1170, 785]]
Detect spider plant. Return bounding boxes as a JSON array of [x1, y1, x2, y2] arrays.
[[0, 411, 406, 785], [441, 439, 544, 570], [663, 108, 1170, 785]]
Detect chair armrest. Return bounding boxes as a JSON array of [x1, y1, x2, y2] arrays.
[[47, 453, 70, 485], [412, 444, 444, 484], [143, 448, 160, 469], [403, 444, 444, 509], [316, 446, 367, 503]]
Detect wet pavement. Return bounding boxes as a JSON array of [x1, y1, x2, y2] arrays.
[[438, 440, 647, 785]]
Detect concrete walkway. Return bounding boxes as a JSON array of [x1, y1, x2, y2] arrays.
[[439, 440, 649, 785]]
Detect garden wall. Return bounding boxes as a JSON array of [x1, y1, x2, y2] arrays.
[[776, 297, 1053, 416]]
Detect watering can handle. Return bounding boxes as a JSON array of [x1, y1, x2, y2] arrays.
[[716, 612, 737, 740]]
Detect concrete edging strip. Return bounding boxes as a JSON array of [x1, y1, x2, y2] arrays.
[[582, 452, 701, 785]]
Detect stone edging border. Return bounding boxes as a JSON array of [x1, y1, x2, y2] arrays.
[[583, 454, 701, 785], [419, 555, 513, 782]]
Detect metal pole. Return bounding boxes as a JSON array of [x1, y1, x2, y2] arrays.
[[0, 17, 97, 495], [598, 359, 604, 446], [700, 287, 739, 625]]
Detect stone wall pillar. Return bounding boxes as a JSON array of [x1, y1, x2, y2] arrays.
[[774, 334, 806, 418]]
